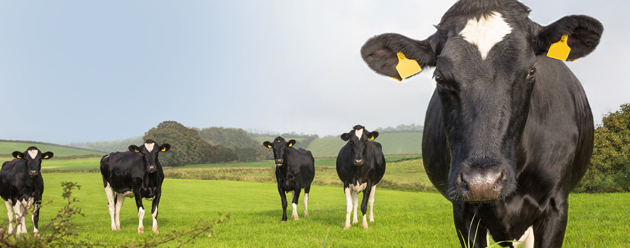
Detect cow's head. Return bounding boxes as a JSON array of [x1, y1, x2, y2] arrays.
[[12, 147, 54, 177], [361, 0, 602, 202], [263, 137, 296, 166], [128, 140, 170, 173], [340, 125, 379, 166]]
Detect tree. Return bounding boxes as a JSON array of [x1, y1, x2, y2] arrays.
[[575, 104, 630, 193]]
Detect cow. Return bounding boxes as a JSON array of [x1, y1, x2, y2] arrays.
[[360, 0, 602, 247], [100, 140, 170, 234], [336, 125, 386, 230], [0, 147, 53, 235], [263, 137, 315, 222]]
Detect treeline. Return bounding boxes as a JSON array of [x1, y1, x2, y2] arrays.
[[68, 136, 144, 153], [374, 124, 423, 133]]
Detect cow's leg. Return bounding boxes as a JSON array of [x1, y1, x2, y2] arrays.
[[4, 200, 14, 234], [360, 185, 372, 229], [13, 201, 22, 235], [453, 202, 487, 248], [278, 186, 287, 222], [533, 199, 568, 248], [16, 200, 27, 235], [134, 191, 145, 234], [151, 193, 161, 234], [351, 190, 359, 224], [368, 185, 376, 222], [32, 202, 40, 234], [104, 183, 117, 231], [291, 188, 301, 220], [114, 194, 125, 230], [303, 185, 310, 217], [343, 187, 352, 230]]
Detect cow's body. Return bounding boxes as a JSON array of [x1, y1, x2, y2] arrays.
[[100, 140, 170, 234], [336, 125, 386, 229], [0, 147, 53, 235], [360, 0, 602, 246], [264, 137, 315, 222]]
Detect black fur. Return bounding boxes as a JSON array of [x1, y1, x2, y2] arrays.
[[360, 0, 602, 247]]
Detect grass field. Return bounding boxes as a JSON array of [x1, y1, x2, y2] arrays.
[[2, 173, 628, 247], [0, 141, 104, 156], [305, 133, 422, 158]]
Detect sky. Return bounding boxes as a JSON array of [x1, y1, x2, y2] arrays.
[[0, 0, 628, 144]]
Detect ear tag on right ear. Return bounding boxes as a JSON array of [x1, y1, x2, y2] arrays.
[[17, 155, 21, 159], [547, 34, 571, 61], [135, 149, 140, 153], [395, 52, 422, 80], [267, 145, 272, 148]]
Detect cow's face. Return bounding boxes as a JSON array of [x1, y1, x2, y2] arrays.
[[13, 147, 54, 177], [128, 140, 170, 173], [340, 125, 379, 166], [361, 0, 602, 202], [263, 137, 296, 166]]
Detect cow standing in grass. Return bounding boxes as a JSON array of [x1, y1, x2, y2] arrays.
[[336, 125, 386, 230], [360, 0, 602, 246], [263, 137, 315, 222], [100, 140, 170, 234], [0, 147, 53, 235]]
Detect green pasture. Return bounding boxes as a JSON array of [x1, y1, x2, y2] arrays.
[[179, 155, 420, 169], [0, 141, 104, 156], [2, 173, 628, 247], [304, 133, 422, 158]]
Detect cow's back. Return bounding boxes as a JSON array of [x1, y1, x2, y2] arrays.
[[287, 148, 315, 186]]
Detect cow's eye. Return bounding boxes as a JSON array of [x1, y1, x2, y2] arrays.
[[435, 75, 445, 84], [527, 67, 536, 77]]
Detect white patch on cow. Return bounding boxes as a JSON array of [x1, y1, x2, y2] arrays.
[[152, 207, 159, 233], [121, 191, 134, 197], [303, 193, 309, 217], [144, 196, 155, 201], [28, 150, 38, 159], [368, 185, 376, 222], [460, 12, 512, 60], [351, 191, 359, 224], [114, 194, 125, 230], [362, 214, 368, 229], [145, 143, 155, 152], [515, 226, 534, 248], [344, 187, 352, 230], [350, 182, 367, 193], [355, 128, 364, 140], [104, 183, 117, 230], [292, 203, 298, 220], [5, 200, 14, 234], [138, 207, 145, 233]]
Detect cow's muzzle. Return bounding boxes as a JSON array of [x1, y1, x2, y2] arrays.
[[353, 159, 363, 166], [275, 159, 283, 166], [29, 170, 39, 177], [148, 165, 157, 173], [459, 170, 505, 202]]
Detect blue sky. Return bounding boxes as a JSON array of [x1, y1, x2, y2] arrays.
[[1, 0, 628, 144]]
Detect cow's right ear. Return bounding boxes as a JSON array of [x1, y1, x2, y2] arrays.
[[535, 15, 603, 61], [159, 144, 171, 152], [361, 33, 437, 81], [128, 145, 141, 153], [263, 141, 272, 149], [12, 151, 24, 159], [340, 133, 351, 141]]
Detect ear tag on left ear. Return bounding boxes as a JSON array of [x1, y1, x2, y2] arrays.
[[267, 145, 272, 148], [395, 52, 422, 80], [44, 155, 49, 159], [161, 148, 166, 152], [370, 136, 375, 141], [547, 34, 571, 61], [288, 143, 293, 147], [135, 149, 140, 153]]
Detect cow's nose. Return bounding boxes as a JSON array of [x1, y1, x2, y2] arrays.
[[29, 170, 38, 177], [148, 165, 156, 173], [275, 159, 283, 166], [353, 159, 363, 166], [460, 170, 504, 202]]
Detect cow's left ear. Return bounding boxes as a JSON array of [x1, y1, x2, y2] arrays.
[[12, 151, 24, 159], [341, 133, 351, 141], [361, 33, 437, 81], [368, 131, 379, 141], [287, 140, 296, 148], [128, 145, 141, 153], [42, 152, 54, 159], [159, 144, 171, 152], [535, 15, 603, 61]]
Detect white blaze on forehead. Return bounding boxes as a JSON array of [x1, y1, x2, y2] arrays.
[[459, 12, 512, 60], [355, 129, 364, 140], [28, 150, 38, 159], [145, 143, 155, 152]]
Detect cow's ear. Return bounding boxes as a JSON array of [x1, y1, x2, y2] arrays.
[[128, 145, 140, 153], [287, 140, 296, 148], [263, 141, 272, 149], [535, 15, 603, 61], [340, 133, 351, 141], [368, 131, 379, 141], [12, 151, 24, 159], [361, 33, 437, 81], [159, 144, 171, 152], [42, 152, 54, 159]]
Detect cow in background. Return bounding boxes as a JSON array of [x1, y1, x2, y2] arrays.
[[100, 140, 170, 234], [0, 147, 53, 235], [263, 137, 315, 222], [336, 125, 386, 230]]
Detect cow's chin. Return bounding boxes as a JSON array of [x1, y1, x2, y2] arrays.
[[276, 164, 283, 167]]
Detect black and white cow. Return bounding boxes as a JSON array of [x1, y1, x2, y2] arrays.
[[0, 147, 53, 235], [263, 137, 315, 222], [336, 125, 386, 230], [100, 140, 170, 234], [361, 0, 602, 247]]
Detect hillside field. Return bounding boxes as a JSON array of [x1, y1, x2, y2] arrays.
[[0, 141, 104, 156], [306, 132, 422, 158], [1, 173, 628, 247]]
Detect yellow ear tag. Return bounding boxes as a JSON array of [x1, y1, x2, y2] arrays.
[[44, 155, 49, 159], [267, 145, 272, 148], [547, 34, 571, 61], [288, 143, 293, 147], [161, 148, 166, 152], [395, 52, 422, 79], [370, 136, 375, 141], [17, 155, 21, 159], [135, 149, 140, 153]]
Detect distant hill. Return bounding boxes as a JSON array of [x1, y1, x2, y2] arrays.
[[67, 136, 144, 153], [0, 140, 105, 157], [302, 132, 422, 158]]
